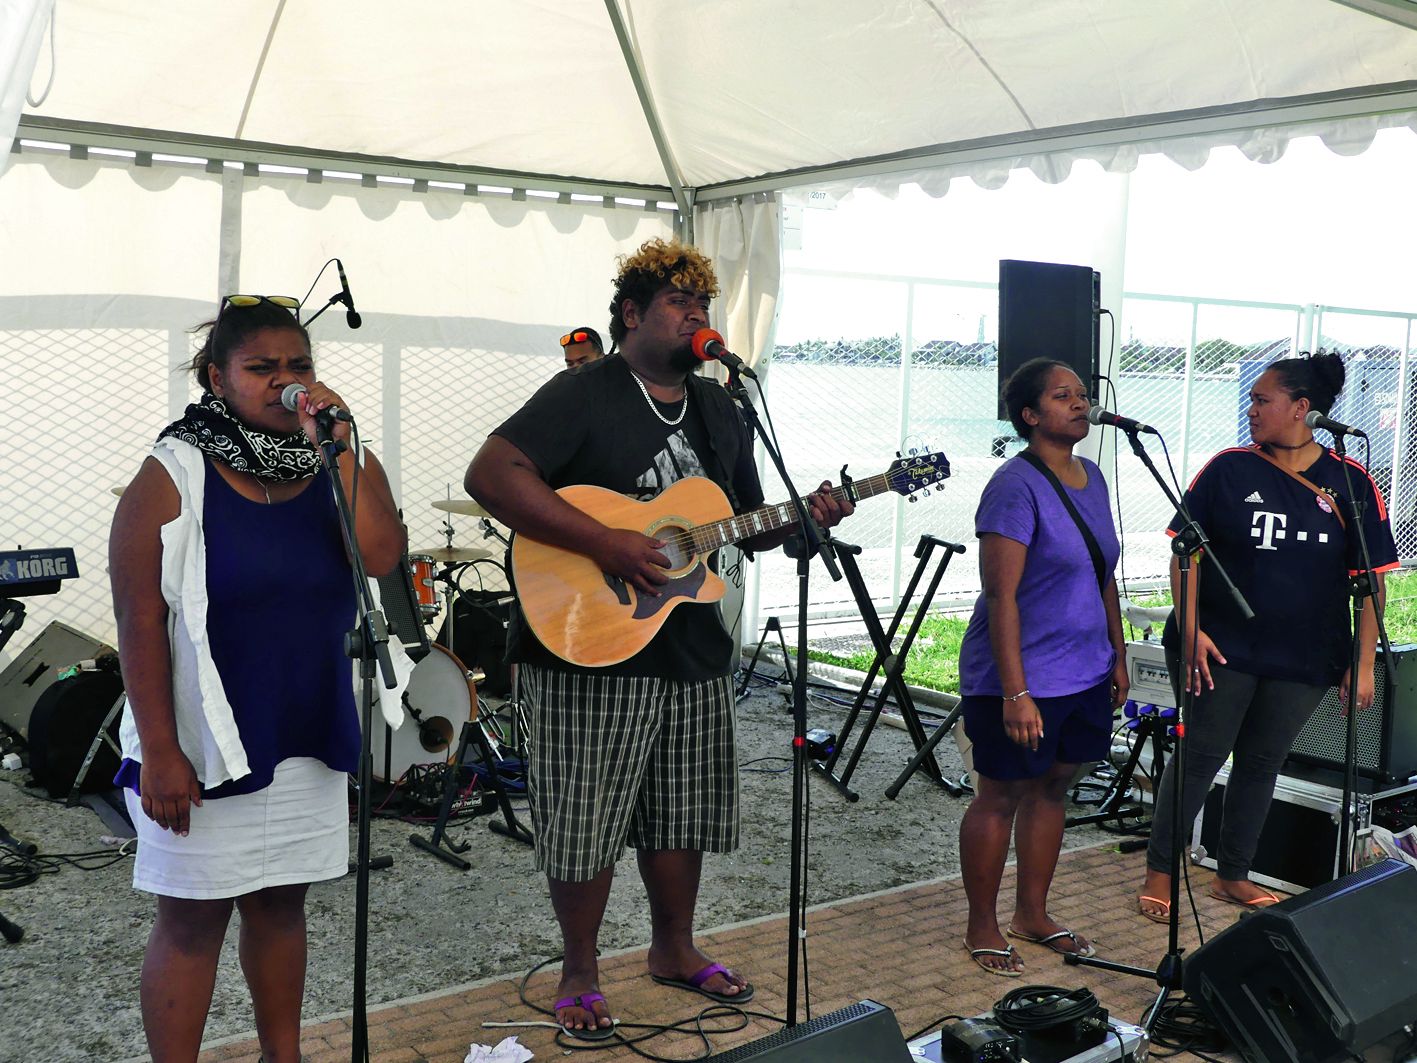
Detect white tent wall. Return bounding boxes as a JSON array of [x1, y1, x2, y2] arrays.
[[0, 150, 673, 665], [0, 0, 53, 180]]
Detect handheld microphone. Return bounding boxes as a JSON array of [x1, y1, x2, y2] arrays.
[[280, 382, 353, 424], [691, 328, 758, 381], [335, 259, 362, 329], [1087, 406, 1158, 435], [1304, 409, 1367, 438]]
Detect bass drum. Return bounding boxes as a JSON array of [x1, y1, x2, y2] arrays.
[[371, 643, 477, 782]]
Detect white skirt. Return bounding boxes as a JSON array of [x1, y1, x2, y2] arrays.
[[125, 757, 349, 900]]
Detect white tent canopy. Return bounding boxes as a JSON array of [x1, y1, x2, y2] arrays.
[[10, 0, 1417, 204], [2, 0, 1416, 653]]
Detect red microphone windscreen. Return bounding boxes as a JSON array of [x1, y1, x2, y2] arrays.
[[691, 327, 724, 363]]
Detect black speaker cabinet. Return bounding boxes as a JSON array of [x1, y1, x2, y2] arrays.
[[1184, 859, 1417, 1063], [707, 1000, 913, 1061], [997, 259, 1100, 419], [1285, 644, 1417, 783]]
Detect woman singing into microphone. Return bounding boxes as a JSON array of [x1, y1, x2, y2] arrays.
[[109, 295, 404, 1062], [1137, 353, 1398, 920]]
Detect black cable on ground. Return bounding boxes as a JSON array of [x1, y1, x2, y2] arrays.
[[1147, 994, 1228, 1061], [513, 955, 786, 1060], [1, 841, 132, 888]]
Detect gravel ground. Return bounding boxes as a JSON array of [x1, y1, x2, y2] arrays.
[[0, 664, 1110, 1063]]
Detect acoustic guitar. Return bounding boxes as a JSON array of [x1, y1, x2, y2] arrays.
[[511, 452, 950, 667]]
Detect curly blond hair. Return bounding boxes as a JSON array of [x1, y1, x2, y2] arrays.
[[607, 238, 721, 347]]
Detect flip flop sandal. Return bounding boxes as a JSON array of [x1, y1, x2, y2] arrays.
[[964, 942, 1024, 977], [651, 961, 755, 1004], [1208, 887, 1281, 909], [1138, 895, 1171, 924], [1007, 926, 1096, 958], [554, 992, 616, 1041]]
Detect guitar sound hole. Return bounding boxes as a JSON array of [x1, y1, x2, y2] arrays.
[[658, 524, 694, 571]]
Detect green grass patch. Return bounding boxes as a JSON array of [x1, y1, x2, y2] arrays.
[[808, 567, 1417, 694]]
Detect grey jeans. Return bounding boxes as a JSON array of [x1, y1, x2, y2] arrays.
[[1146, 658, 1328, 881]]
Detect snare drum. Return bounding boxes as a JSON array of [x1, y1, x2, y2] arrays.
[[407, 553, 440, 620], [371, 643, 478, 782]]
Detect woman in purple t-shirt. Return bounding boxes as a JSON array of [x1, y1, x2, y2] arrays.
[[957, 359, 1129, 976]]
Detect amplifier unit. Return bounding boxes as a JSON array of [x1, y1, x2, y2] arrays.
[[0, 620, 111, 740], [1285, 643, 1417, 784]]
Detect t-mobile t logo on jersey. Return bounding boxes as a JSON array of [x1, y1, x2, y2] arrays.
[[1250, 511, 1287, 550]]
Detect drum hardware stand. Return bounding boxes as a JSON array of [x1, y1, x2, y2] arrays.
[[738, 615, 795, 697], [816, 533, 966, 801], [411, 710, 533, 869], [725, 368, 843, 1027], [0, 822, 27, 943], [310, 416, 398, 1062], [1062, 424, 1252, 1037], [1064, 712, 1170, 846]]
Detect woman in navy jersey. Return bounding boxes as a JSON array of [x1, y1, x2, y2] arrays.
[[957, 359, 1130, 976], [109, 296, 404, 1062], [1138, 353, 1398, 920]]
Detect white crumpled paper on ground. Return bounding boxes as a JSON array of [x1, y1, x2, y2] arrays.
[[463, 1034, 535, 1062]]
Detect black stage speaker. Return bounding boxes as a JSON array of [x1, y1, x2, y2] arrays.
[[1183, 859, 1417, 1063], [997, 259, 1100, 419], [436, 590, 513, 698], [1284, 645, 1417, 784], [707, 1000, 912, 1061]]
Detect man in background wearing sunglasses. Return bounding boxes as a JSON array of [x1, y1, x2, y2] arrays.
[[559, 325, 604, 370]]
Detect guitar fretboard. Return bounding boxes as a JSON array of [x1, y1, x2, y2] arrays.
[[686, 472, 895, 555]]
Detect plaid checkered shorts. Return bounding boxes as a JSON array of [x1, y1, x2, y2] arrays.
[[519, 665, 740, 882]]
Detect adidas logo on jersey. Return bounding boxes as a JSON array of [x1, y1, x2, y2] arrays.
[[1244, 491, 1265, 504]]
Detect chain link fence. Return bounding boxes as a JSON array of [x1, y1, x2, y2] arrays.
[[0, 298, 551, 653], [756, 272, 1417, 622]]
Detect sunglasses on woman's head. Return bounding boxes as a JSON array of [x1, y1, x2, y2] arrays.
[[220, 294, 301, 314]]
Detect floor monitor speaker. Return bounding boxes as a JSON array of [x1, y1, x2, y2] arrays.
[[997, 259, 1099, 419], [707, 1000, 912, 1061], [0, 620, 110, 740], [1183, 859, 1417, 1063]]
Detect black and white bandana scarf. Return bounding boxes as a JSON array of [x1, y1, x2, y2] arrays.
[[157, 392, 319, 482]]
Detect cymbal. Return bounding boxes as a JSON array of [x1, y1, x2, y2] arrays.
[[431, 499, 491, 518], [411, 546, 494, 563]]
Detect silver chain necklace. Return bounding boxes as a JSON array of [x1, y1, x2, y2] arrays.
[[630, 370, 687, 426]]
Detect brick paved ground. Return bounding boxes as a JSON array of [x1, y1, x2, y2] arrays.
[[199, 842, 1244, 1062]]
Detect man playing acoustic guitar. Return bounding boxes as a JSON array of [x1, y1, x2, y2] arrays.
[[465, 237, 852, 1040]]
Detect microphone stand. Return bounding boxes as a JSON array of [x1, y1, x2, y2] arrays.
[[1064, 426, 1252, 1035], [724, 367, 841, 1027], [1327, 432, 1395, 870], [311, 416, 398, 1063]]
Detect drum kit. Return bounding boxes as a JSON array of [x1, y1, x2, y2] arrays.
[[373, 496, 527, 782]]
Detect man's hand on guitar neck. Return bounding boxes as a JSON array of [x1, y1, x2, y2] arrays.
[[591, 527, 672, 597], [740, 480, 855, 554]]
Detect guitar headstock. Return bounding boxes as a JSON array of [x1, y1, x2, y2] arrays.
[[887, 449, 951, 497]]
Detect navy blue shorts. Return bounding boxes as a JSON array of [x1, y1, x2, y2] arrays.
[[961, 679, 1113, 782]]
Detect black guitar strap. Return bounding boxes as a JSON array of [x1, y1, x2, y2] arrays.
[[1017, 450, 1107, 595]]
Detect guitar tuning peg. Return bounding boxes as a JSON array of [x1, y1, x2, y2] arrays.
[[921, 487, 930, 497], [895, 450, 902, 459], [908, 494, 917, 503]]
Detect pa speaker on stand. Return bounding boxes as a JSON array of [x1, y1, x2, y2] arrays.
[[997, 259, 1100, 416]]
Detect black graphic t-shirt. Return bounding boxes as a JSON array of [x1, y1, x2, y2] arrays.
[[1165, 446, 1399, 686], [493, 355, 765, 679]]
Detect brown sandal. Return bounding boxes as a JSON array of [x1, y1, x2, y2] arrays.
[[1138, 895, 1171, 924]]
